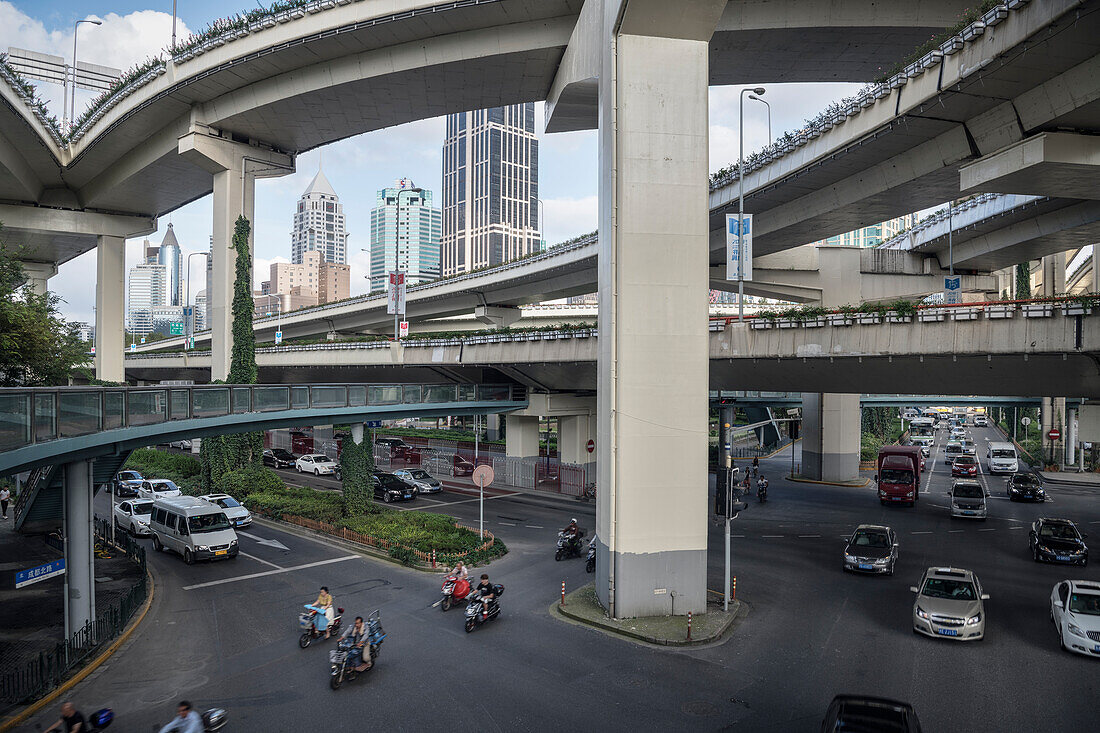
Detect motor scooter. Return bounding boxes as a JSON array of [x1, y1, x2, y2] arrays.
[[440, 574, 471, 611], [464, 584, 505, 633], [329, 611, 386, 690], [757, 479, 768, 503], [555, 528, 586, 561], [299, 604, 343, 648], [585, 537, 595, 573]]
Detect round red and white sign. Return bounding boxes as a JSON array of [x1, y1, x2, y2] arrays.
[[1048, 428, 1062, 440], [586, 439, 595, 454]]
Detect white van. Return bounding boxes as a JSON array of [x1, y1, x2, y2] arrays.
[[150, 496, 239, 564], [987, 442, 1019, 474]]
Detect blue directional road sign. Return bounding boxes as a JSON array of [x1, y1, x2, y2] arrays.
[[944, 275, 961, 305], [15, 559, 65, 588], [365, 421, 383, 428]]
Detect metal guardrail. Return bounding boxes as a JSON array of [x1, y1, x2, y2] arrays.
[[0, 520, 146, 706], [0, 383, 519, 453]]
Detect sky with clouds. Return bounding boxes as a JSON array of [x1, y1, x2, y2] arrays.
[[5, 1, 866, 325]]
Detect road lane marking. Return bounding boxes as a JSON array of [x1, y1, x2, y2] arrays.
[[526, 525, 543, 529], [1008, 526, 1023, 530], [238, 531, 290, 551], [498, 522, 516, 526], [948, 530, 964, 533], [732, 535, 745, 538], [911, 531, 933, 535], [397, 492, 519, 510], [238, 551, 282, 570], [978, 528, 997, 532], [798, 535, 821, 538], [182, 555, 359, 591], [762, 535, 784, 538]]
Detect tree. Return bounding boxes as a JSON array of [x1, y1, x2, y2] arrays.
[[340, 431, 376, 516], [200, 216, 263, 490], [0, 234, 88, 386], [1015, 262, 1031, 300]]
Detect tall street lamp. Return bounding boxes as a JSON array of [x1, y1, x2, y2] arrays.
[[67, 18, 102, 129], [738, 87, 766, 321], [749, 93, 771, 146], [184, 251, 208, 348], [392, 184, 422, 339]]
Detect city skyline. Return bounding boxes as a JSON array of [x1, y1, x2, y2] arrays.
[[369, 179, 442, 292]]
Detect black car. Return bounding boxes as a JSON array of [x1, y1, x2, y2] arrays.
[[1007, 472, 1045, 502], [263, 448, 297, 469], [1030, 518, 1088, 565], [843, 524, 898, 575], [821, 696, 922, 732], [113, 470, 144, 497], [372, 472, 416, 503]]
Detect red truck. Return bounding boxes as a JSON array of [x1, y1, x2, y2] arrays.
[[876, 445, 923, 507]]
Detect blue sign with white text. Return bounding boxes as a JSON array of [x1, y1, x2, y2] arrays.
[[365, 421, 383, 428], [15, 559, 65, 588]]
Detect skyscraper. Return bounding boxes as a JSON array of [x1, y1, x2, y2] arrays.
[[441, 104, 540, 276], [157, 223, 183, 306], [291, 166, 347, 265], [369, 179, 441, 292], [815, 214, 917, 248], [126, 262, 168, 335]]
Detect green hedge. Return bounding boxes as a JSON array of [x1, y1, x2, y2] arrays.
[[124, 449, 281, 498]]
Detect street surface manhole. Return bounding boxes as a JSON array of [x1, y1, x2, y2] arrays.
[[682, 700, 720, 717]]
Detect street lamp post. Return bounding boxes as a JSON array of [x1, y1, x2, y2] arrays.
[[738, 87, 766, 321], [184, 251, 208, 348], [749, 93, 771, 146], [67, 19, 103, 129], [392, 185, 423, 339], [263, 293, 283, 337]]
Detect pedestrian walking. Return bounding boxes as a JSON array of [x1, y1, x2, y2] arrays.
[[0, 485, 10, 519]]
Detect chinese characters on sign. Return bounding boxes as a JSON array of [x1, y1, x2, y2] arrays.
[[726, 214, 753, 281]]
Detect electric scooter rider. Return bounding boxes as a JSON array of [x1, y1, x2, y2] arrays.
[[757, 475, 769, 501], [475, 573, 496, 619], [339, 617, 372, 672], [561, 518, 582, 556]]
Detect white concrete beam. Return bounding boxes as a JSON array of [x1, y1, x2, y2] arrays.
[[95, 235, 125, 383], [474, 305, 521, 328], [960, 132, 1100, 200], [19, 261, 56, 296]]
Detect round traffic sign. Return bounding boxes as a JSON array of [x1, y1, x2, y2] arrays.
[[586, 439, 595, 454], [1020, 417, 1031, 426], [1048, 428, 1061, 440], [471, 464, 494, 487]]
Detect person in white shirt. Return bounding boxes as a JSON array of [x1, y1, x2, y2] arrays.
[[0, 486, 10, 519], [159, 701, 203, 733]]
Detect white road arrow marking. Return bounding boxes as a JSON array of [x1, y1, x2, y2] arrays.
[[238, 531, 290, 551]]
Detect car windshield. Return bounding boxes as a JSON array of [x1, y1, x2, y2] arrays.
[[852, 531, 889, 549], [377, 475, 406, 490], [215, 497, 241, 508], [1069, 593, 1100, 616], [151, 481, 177, 491], [132, 501, 153, 515], [921, 577, 977, 600], [188, 513, 232, 533], [120, 471, 141, 480], [880, 469, 913, 484], [274, 450, 293, 457], [954, 456, 975, 465], [953, 483, 983, 498], [1013, 474, 1040, 486], [992, 449, 1016, 459], [946, 444, 961, 452], [1040, 523, 1079, 540], [410, 470, 431, 479]]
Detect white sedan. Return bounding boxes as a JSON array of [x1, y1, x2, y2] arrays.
[[295, 454, 338, 475], [137, 479, 182, 500], [1051, 579, 1100, 657], [199, 493, 253, 528], [113, 499, 154, 536]]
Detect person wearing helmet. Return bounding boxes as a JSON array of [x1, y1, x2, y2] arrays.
[[562, 518, 582, 556]]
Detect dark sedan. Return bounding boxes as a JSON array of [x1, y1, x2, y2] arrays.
[[1007, 472, 1046, 502], [263, 448, 297, 469], [372, 472, 416, 503], [821, 696, 922, 733], [843, 524, 898, 575], [1030, 518, 1088, 566], [113, 470, 144, 497]]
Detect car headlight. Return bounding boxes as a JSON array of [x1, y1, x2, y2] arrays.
[[879, 490, 886, 496], [916, 606, 929, 619], [966, 613, 982, 626], [196, 545, 209, 551], [844, 554, 856, 562], [1068, 623, 1085, 637], [230, 539, 238, 546], [906, 491, 913, 497], [873, 557, 888, 564]]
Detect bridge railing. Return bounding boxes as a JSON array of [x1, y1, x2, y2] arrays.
[[0, 383, 519, 453]]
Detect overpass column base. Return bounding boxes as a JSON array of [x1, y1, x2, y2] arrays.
[[801, 393, 860, 483], [559, 413, 595, 470], [64, 460, 95, 638], [595, 5, 722, 619], [485, 414, 501, 442], [506, 415, 539, 458], [95, 235, 125, 383]]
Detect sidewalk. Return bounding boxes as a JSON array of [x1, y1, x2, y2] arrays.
[[0, 517, 143, 712], [1039, 470, 1100, 487]]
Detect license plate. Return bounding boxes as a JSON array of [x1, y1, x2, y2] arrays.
[[1056, 555, 1071, 562], [404, 493, 412, 499], [1094, 645, 1100, 653], [858, 563, 873, 570], [215, 550, 227, 556], [963, 511, 974, 515], [936, 628, 958, 636]]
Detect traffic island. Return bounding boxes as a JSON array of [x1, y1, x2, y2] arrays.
[[551, 583, 743, 647]]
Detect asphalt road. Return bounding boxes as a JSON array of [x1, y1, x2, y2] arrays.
[[21, 426, 1098, 732]]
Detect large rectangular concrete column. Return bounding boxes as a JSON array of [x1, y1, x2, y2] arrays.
[[559, 413, 596, 465], [505, 414, 540, 458], [95, 235, 125, 383], [20, 261, 57, 296], [801, 393, 860, 482], [595, 1, 724, 619], [64, 460, 95, 638]]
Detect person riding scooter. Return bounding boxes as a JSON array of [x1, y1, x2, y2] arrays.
[[339, 617, 372, 672], [561, 518, 583, 555], [757, 475, 769, 502], [475, 573, 496, 620]]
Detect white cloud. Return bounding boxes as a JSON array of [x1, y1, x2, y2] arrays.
[[543, 196, 598, 246]]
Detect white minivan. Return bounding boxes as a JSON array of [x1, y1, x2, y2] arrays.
[[987, 442, 1019, 474], [150, 496, 239, 564]]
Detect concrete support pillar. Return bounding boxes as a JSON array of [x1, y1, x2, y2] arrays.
[[595, 0, 724, 619], [485, 413, 501, 442], [179, 130, 293, 380], [559, 413, 596, 465], [20, 261, 57, 296], [95, 235, 125, 383], [64, 460, 95, 638], [1041, 252, 1066, 297], [474, 305, 521, 328], [1067, 408, 1077, 466], [801, 393, 861, 482], [506, 414, 540, 458], [350, 423, 365, 445]]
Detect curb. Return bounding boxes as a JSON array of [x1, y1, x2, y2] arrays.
[[551, 589, 743, 648], [787, 474, 870, 488], [732, 438, 800, 462], [0, 567, 156, 733]]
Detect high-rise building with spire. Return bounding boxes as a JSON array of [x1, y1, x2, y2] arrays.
[[291, 165, 347, 264], [157, 223, 182, 306]]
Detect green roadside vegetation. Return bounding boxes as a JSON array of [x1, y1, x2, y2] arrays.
[[376, 427, 506, 446], [860, 407, 906, 462], [123, 448, 506, 566]]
